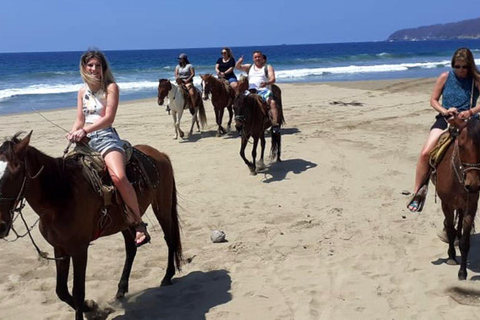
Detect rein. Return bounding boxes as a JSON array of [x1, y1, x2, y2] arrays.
[[1, 158, 66, 261]]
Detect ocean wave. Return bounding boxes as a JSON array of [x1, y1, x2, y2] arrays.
[[0, 83, 81, 101], [275, 60, 452, 79]]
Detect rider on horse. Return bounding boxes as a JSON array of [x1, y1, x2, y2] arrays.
[[235, 50, 281, 133]]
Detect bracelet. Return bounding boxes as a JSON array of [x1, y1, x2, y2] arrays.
[[469, 109, 474, 117], [81, 128, 87, 135]]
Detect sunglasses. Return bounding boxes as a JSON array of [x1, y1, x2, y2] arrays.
[[453, 65, 468, 70], [221, 51, 228, 54]]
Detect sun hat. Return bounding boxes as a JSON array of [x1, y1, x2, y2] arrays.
[[178, 53, 187, 59]]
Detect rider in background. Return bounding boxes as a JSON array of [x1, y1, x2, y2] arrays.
[[216, 47, 238, 92], [235, 50, 280, 132], [175, 53, 196, 109], [407, 47, 480, 212]]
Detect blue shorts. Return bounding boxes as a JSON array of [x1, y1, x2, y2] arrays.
[[256, 88, 273, 102], [87, 127, 125, 157], [227, 77, 237, 84]]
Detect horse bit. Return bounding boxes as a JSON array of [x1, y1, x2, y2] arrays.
[[450, 126, 480, 187]]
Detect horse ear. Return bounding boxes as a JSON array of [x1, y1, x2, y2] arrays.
[[14, 131, 32, 157]]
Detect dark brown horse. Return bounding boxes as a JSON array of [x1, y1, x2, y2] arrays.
[[200, 74, 234, 137], [0, 132, 182, 319], [233, 78, 283, 175], [432, 115, 480, 280]]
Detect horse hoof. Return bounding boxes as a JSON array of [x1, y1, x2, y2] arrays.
[[446, 258, 457, 265], [458, 270, 467, 280], [180, 132, 185, 138], [216, 132, 222, 137], [249, 170, 257, 176], [160, 279, 173, 287]]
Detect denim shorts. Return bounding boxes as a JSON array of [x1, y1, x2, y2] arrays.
[[256, 88, 273, 102], [87, 127, 125, 156], [227, 77, 238, 84]]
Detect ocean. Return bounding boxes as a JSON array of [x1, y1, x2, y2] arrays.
[[1, 40, 480, 115]]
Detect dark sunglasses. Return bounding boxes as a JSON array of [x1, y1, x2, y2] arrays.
[[453, 65, 469, 70]]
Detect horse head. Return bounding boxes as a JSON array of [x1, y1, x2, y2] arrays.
[[449, 115, 480, 193], [157, 79, 172, 106], [0, 131, 32, 238], [200, 74, 211, 101], [237, 75, 249, 93]]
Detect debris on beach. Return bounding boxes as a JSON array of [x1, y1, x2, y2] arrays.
[[329, 100, 364, 107], [211, 230, 227, 243]]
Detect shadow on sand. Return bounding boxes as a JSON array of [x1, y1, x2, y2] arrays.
[[112, 270, 231, 320], [258, 158, 317, 183]]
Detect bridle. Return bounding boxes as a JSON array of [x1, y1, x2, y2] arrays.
[[0, 158, 64, 260], [450, 124, 480, 188]]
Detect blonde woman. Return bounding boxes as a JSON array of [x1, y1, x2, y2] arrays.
[[67, 50, 150, 246], [215, 47, 238, 91]]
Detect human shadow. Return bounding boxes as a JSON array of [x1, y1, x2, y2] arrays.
[[112, 270, 231, 320], [431, 233, 480, 277], [259, 158, 317, 183]]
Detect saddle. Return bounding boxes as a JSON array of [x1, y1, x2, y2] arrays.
[[429, 129, 455, 168], [65, 142, 160, 208]]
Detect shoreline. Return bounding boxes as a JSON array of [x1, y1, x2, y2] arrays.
[[0, 78, 437, 119]]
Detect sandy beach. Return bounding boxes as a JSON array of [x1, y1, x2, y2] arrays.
[[1, 78, 480, 320]]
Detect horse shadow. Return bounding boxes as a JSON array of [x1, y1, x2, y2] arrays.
[[431, 233, 480, 277], [259, 158, 317, 183], [112, 270, 232, 320]]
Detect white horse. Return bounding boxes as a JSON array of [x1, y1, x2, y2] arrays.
[[157, 79, 207, 139]]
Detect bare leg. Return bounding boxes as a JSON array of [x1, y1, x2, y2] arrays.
[[267, 98, 279, 126], [408, 128, 444, 211], [103, 150, 147, 244]]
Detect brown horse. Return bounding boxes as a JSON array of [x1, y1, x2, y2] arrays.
[[0, 132, 182, 319], [233, 78, 283, 175], [432, 115, 480, 280], [200, 74, 234, 137], [157, 79, 207, 139]]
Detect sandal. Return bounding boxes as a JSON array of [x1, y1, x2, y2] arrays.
[[135, 222, 151, 248], [406, 185, 427, 213]]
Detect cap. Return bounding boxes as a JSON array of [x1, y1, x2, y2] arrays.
[[178, 53, 187, 59]]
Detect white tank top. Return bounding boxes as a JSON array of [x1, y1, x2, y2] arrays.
[[248, 65, 268, 90], [83, 86, 106, 124]]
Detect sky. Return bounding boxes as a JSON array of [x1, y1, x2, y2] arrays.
[[1, 0, 479, 53]]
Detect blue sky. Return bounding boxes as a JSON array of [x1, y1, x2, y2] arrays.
[[1, 0, 479, 53]]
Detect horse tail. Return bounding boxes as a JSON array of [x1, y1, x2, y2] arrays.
[[170, 174, 183, 270], [198, 98, 208, 129], [270, 129, 281, 162]]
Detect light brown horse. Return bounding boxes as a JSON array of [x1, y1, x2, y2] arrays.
[[432, 115, 480, 280], [200, 74, 235, 137], [0, 132, 183, 319], [233, 78, 283, 174]]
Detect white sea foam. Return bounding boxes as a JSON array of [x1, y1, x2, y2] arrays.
[[0, 84, 82, 101]]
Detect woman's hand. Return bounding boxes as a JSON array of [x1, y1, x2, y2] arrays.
[[66, 129, 87, 142], [459, 109, 473, 119], [444, 107, 458, 117]]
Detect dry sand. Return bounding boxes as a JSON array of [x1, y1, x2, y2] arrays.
[[1, 78, 480, 319]]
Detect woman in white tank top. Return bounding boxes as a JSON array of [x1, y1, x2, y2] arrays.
[[67, 50, 150, 247]]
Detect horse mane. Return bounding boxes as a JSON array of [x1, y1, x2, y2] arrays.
[[467, 117, 480, 142]]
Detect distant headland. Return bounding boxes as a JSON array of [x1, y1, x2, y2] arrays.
[[387, 17, 480, 41]]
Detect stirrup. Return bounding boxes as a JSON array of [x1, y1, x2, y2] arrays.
[[135, 222, 151, 248]]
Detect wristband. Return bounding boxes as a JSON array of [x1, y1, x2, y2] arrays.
[[81, 128, 87, 135]]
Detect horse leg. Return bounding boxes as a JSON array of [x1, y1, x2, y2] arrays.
[[188, 109, 198, 138], [219, 108, 226, 135], [171, 111, 179, 139], [257, 134, 267, 170], [116, 229, 137, 299], [458, 206, 477, 280], [240, 135, 255, 173], [250, 137, 259, 175], [177, 108, 185, 139], [71, 246, 91, 320], [226, 105, 233, 132], [442, 203, 457, 266], [54, 247, 76, 310]]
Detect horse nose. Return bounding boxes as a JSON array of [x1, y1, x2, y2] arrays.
[[464, 174, 480, 193], [465, 183, 480, 193]]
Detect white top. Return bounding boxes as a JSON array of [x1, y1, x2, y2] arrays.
[[248, 65, 269, 90], [83, 86, 106, 124]]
